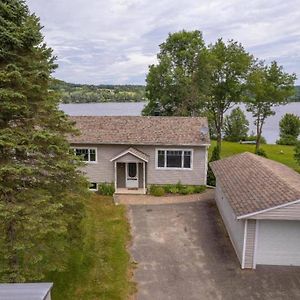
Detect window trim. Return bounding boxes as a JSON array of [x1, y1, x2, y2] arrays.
[[155, 148, 193, 170], [73, 147, 97, 163], [89, 182, 98, 191]]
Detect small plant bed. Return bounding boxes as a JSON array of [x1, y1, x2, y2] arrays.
[[149, 183, 206, 197]]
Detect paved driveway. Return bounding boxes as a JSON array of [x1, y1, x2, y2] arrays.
[[128, 198, 300, 300]]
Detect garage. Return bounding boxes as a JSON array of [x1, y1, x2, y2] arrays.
[[256, 220, 300, 266], [210, 152, 300, 269]]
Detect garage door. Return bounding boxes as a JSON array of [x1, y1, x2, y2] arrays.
[[256, 220, 300, 266]]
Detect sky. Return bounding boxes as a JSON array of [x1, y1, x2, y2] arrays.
[[27, 0, 300, 85]]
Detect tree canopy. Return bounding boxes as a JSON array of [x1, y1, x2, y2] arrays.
[[223, 107, 249, 142], [277, 113, 300, 145], [142, 30, 208, 116], [0, 0, 87, 282], [245, 61, 296, 150]]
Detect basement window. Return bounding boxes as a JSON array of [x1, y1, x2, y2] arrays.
[[89, 182, 98, 191]]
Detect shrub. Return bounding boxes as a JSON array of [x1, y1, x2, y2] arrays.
[[169, 186, 179, 194], [163, 184, 173, 193], [97, 182, 115, 196], [255, 148, 267, 158], [179, 186, 195, 195], [194, 185, 206, 193], [149, 185, 165, 196], [277, 134, 298, 146], [247, 133, 267, 144], [175, 181, 183, 191]]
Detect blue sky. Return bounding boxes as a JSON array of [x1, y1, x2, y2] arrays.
[[27, 0, 300, 85]]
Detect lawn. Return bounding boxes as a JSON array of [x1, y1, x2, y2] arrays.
[[47, 194, 135, 300], [209, 141, 300, 173]]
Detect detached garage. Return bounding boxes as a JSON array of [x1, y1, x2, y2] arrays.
[[210, 152, 300, 269]]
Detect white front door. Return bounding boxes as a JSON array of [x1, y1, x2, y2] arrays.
[[126, 162, 139, 188]]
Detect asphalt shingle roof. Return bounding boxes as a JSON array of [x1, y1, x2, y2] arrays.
[[68, 116, 210, 146], [210, 152, 300, 218]]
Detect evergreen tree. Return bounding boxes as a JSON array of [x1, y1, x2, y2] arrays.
[[223, 107, 249, 142], [295, 141, 300, 166], [0, 0, 87, 282], [207, 145, 220, 186]]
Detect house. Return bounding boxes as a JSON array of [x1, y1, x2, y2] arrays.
[[210, 152, 300, 269], [69, 116, 210, 194], [0, 283, 53, 300]]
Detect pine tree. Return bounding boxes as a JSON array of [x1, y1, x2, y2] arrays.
[[207, 146, 220, 186], [0, 0, 88, 282]]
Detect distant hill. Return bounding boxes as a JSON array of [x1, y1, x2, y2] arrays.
[[50, 80, 300, 103], [50, 79, 146, 103]]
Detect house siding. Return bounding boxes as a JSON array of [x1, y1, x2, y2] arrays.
[[215, 182, 245, 263], [250, 202, 300, 220], [243, 219, 256, 269], [72, 144, 207, 185]]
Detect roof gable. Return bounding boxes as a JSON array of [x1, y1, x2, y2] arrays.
[[210, 152, 300, 218], [110, 147, 149, 162], [68, 116, 210, 146]]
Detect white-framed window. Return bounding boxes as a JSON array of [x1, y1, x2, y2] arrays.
[[89, 182, 98, 191], [73, 147, 97, 163], [156, 149, 193, 169]]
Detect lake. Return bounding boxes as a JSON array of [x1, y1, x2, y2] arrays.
[[60, 102, 300, 144]]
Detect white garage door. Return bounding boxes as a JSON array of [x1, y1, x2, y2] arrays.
[[256, 220, 300, 266]]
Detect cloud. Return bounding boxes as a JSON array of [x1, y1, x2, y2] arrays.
[[27, 0, 300, 84]]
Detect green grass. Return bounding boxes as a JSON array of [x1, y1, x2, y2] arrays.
[[209, 141, 300, 173], [47, 194, 135, 300]]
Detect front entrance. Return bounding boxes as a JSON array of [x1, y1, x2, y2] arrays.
[[126, 162, 139, 189]]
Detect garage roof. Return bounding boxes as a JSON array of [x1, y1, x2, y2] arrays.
[[68, 116, 210, 146], [210, 152, 300, 218]]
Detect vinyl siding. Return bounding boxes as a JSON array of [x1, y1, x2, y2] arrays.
[[243, 219, 256, 269], [215, 182, 245, 263], [72, 144, 207, 185], [250, 201, 300, 220], [256, 220, 300, 266]]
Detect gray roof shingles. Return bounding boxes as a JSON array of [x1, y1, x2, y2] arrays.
[[210, 152, 300, 218], [68, 116, 210, 146]]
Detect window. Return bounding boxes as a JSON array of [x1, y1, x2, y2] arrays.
[[74, 148, 96, 162], [128, 163, 137, 178], [156, 149, 192, 169], [89, 182, 98, 191]]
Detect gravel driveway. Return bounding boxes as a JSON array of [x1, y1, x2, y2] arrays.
[[128, 198, 300, 300]]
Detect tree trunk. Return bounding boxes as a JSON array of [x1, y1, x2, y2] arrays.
[[255, 118, 261, 152]]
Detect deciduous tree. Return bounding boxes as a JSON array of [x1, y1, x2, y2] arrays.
[[203, 39, 253, 150], [142, 30, 209, 116], [277, 113, 300, 145], [245, 61, 296, 151], [223, 107, 249, 142]]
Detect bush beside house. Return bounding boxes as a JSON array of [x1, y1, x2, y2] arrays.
[[149, 183, 206, 196]]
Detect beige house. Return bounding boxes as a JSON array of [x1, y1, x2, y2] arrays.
[[211, 152, 300, 269], [69, 116, 210, 194]]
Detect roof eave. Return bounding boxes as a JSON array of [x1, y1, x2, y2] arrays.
[[236, 198, 300, 220]]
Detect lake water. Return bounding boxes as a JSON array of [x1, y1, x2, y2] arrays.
[[60, 102, 300, 144]]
